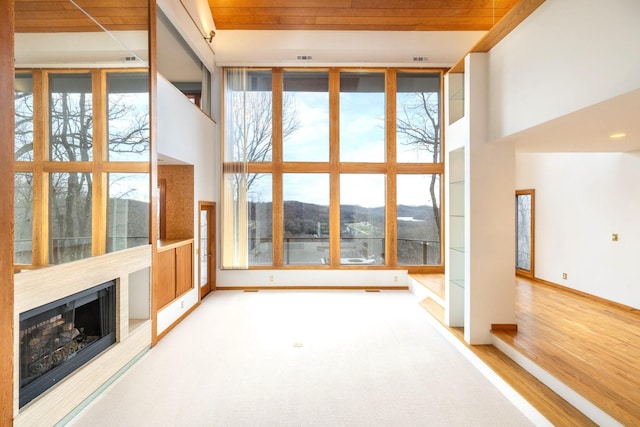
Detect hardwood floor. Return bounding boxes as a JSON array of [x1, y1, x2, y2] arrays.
[[413, 274, 640, 425], [494, 277, 640, 426]]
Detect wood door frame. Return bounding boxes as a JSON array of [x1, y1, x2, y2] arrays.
[[199, 201, 216, 298], [516, 189, 535, 278]]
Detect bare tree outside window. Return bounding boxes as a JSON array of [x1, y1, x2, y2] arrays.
[[14, 71, 150, 266], [396, 90, 441, 241]]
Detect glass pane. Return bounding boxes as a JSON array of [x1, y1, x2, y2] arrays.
[[200, 210, 208, 286], [14, 172, 33, 264], [49, 73, 93, 161], [516, 194, 532, 271], [397, 174, 442, 265], [283, 174, 329, 265], [227, 70, 273, 163], [107, 73, 150, 161], [106, 173, 150, 253], [15, 73, 34, 161], [49, 172, 92, 264], [396, 72, 441, 163], [340, 174, 385, 265], [248, 173, 272, 265], [340, 72, 385, 162], [283, 71, 329, 162]]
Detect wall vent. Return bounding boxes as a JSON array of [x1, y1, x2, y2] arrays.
[[412, 56, 428, 62], [296, 55, 313, 61], [122, 56, 138, 62]]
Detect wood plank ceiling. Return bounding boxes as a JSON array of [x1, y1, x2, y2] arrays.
[[208, 0, 521, 32], [15, 0, 148, 33]]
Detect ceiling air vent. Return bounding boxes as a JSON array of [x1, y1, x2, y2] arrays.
[[413, 56, 428, 62], [296, 55, 313, 61]]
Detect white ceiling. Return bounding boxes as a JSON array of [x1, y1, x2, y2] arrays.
[[214, 29, 486, 68]]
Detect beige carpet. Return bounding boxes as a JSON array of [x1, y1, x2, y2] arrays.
[[66, 290, 535, 426]]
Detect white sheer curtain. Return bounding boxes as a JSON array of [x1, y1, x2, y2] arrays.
[[221, 68, 248, 269]]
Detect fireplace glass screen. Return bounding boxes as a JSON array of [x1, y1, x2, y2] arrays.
[[19, 280, 116, 407]]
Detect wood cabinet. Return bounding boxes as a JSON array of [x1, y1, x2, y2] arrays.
[[157, 240, 194, 308]]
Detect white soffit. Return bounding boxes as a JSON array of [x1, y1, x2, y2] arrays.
[[510, 88, 640, 153], [214, 30, 486, 68], [15, 31, 148, 68]]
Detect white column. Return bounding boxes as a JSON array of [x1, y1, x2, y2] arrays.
[[464, 52, 516, 344]]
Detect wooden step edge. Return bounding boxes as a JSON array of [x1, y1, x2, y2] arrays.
[[420, 313, 595, 426], [472, 343, 596, 427], [409, 274, 445, 300], [419, 297, 444, 324]]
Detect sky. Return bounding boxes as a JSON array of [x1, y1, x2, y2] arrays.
[[252, 90, 439, 208]]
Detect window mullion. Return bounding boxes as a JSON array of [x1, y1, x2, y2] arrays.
[[33, 70, 48, 266], [328, 69, 341, 267], [92, 69, 107, 256], [271, 69, 284, 266]]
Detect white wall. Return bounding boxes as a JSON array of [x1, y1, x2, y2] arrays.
[[218, 269, 408, 288], [516, 152, 640, 309], [487, 0, 640, 141], [157, 75, 216, 333]]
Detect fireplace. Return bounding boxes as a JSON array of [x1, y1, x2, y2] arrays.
[[19, 280, 116, 408]]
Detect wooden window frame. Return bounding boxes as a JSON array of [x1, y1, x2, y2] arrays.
[[516, 189, 535, 278], [227, 67, 445, 273], [13, 68, 150, 270]]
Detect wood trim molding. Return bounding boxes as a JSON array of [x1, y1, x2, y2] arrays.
[[155, 301, 200, 342], [148, 0, 159, 346], [0, 0, 15, 423], [216, 286, 410, 291], [533, 277, 640, 315], [491, 323, 518, 331]]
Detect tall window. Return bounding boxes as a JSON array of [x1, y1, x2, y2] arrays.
[[340, 174, 385, 265], [340, 72, 385, 162], [14, 69, 150, 269], [283, 173, 330, 265], [283, 71, 328, 162], [223, 68, 443, 272], [248, 173, 273, 265]]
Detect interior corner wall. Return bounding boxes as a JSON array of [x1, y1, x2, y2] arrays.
[[465, 53, 516, 345], [156, 75, 216, 330], [487, 0, 640, 141], [516, 151, 640, 309]]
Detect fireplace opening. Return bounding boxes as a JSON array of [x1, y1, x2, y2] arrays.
[[19, 280, 116, 408]]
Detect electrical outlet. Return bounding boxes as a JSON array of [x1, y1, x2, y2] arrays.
[[562, 273, 567, 280], [393, 275, 398, 282], [180, 300, 184, 309], [269, 275, 274, 282]]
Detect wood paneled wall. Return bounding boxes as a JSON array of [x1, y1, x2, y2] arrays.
[[158, 165, 194, 240], [0, 0, 15, 424]]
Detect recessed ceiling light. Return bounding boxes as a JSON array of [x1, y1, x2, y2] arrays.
[[609, 132, 626, 139]]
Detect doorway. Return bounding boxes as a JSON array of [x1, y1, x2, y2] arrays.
[[199, 202, 215, 298], [516, 190, 534, 278]]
